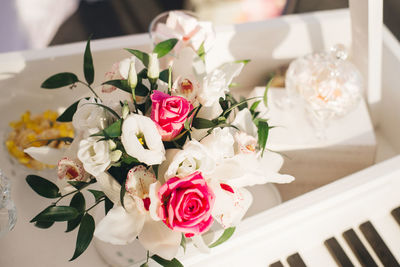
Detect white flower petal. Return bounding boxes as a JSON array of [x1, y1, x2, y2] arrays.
[[200, 128, 234, 163], [231, 108, 257, 137], [211, 184, 253, 228], [149, 181, 161, 221], [94, 206, 145, 245], [212, 153, 294, 188], [78, 137, 111, 177], [172, 47, 205, 80], [121, 114, 165, 165], [191, 235, 210, 253], [24, 146, 66, 165], [138, 220, 181, 260]]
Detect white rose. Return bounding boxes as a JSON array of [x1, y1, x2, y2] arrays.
[[77, 134, 112, 177], [163, 140, 216, 180], [72, 98, 108, 133], [121, 114, 165, 165]]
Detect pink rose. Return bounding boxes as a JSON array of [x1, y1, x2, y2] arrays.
[[157, 172, 215, 236], [150, 90, 193, 141]]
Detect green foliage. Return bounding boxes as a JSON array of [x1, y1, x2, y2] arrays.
[[150, 255, 183, 267], [153, 38, 178, 58], [102, 80, 149, 97], [91, 119, 122, 138], [197, 42, 206, 62], [159, 69, 169, 83], [30, 206, 79, 223], [88, 190, 105, 202], [70, 213, 95, 261], [83, 36, 94, 85], [209, 227, 236, 248], [263, 74, 274, 107], [26, 175, 61, 199], [66, 192, 85, 232], [257, 119, 269, 156], [125, 49, 149, 67], [192, 118, 217, 129], [41, 72, 78, 89]]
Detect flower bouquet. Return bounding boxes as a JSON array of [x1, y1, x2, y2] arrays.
[[24, 11, 294, 266]]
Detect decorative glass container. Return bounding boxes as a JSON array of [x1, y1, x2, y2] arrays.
[[0, 170, 16, 238]]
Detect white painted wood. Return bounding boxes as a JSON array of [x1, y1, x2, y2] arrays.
[[349, 0, 383, 126]]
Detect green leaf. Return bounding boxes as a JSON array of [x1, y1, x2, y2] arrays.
[[66, 192, 85, 232], [152, 165, 159, 180], [34, 220, 55, 229], [140, 263, 149, 267], [159, 69, 169, 83], [180, 234, 186, 253], [88, 190, 105, 202], [70, 213, 95, 261], [31, 206, 79, 222], [250, 100, 261, 114], [84, 36, 94, 85], [91, 119, 122, 138], [263, 75, 274, 107], [41, 72, 78, 89], [192, 118, 217, 129], [26, 175, 61, 199], [153, 38, 178, 58], [257, 119, 269, 157], [150, 255, 183, 267], [222, 96, 261, 117], [67, 180, 94, 190], [209, 227, 236, 248], [125, 49, 149, 67], [57, 100, 79, 122], [234, 59, 251, 65], [102, 80, 149, 97], [104, 197, 114, 215], [197, 42, 206, 62], [121, 155, 139, 165]]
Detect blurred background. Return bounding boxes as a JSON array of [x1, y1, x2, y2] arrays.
[[1, 0, 399, 53]]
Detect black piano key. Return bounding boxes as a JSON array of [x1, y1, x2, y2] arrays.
[[269, 261, 284, 267], [324, 237, 354, 267], [343, 229, 378, 267], [287, 253, 307, 267], [359, 221, 400, 267], [391, 207, 400, 226]]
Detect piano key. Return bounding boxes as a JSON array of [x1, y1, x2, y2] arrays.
[[287, 253, 307, 267], [342, 229, 378, 267], [359, 221, 400, 266], [269, 261, 285, 267], [324, 237, 354, 267], [391, 207, 400, 226]]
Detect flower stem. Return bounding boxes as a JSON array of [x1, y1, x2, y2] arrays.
[[86, 197, 105, 213], [78, 80, 100, 99]]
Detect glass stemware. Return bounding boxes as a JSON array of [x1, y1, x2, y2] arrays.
[[0, 169, 16, 238]]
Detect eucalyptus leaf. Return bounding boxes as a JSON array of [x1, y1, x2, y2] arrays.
[[257, 119, 269, 157], [84, 36, 94, 85], [70, 213, 95, 261], [26, 175, 61, 199], [31, 206, 79, 223], [153, 38, 178, 58], [34, 220, 55, 229], [192, 118, 217, 129], [88, 189, 105, 202], [66, 192, 85, 232], [150, 255, 183, 267], [125, 49, 149, 67], [209, 227, 236, 248], [102, 79, 149, 96], [57, 100, 79, 122], [41, 72, 78, 89], [159, 69, 169, 83]]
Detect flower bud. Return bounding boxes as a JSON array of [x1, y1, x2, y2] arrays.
[[127, 60, 137, 90], [107, 139, 117, 150], [121, 101, 130, 119], [110, 150, 122, 162], [147, 53, 159, 80]]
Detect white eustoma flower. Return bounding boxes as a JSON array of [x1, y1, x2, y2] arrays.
[[77, 134, 112, 177], [161, 140, 216, 180], [121, 114, 165, 165], [102, 56, 136, 93], [72, 97, 108, 133], [94, 166, 181, 260], [153, 10, 215, 53]]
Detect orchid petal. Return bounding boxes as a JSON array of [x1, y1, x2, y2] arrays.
[[191, 235, 210, 253], [96, 172, 135, 209], [24, 146, 66, 165], [211, 184, 253, 228], [94, 206, 145, 245], [138, 220, 181, 260], [200, 128, 234, 163], [149, 181, 161, 221], [231, 108, 257, 137]]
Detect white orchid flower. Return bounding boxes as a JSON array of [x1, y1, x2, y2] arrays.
[[153, 10, 215, 53], [121, 114, 165, 165], [94, 166, 181, 260], [200, 127, 235, 163], [231, 108, 257, 137]]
